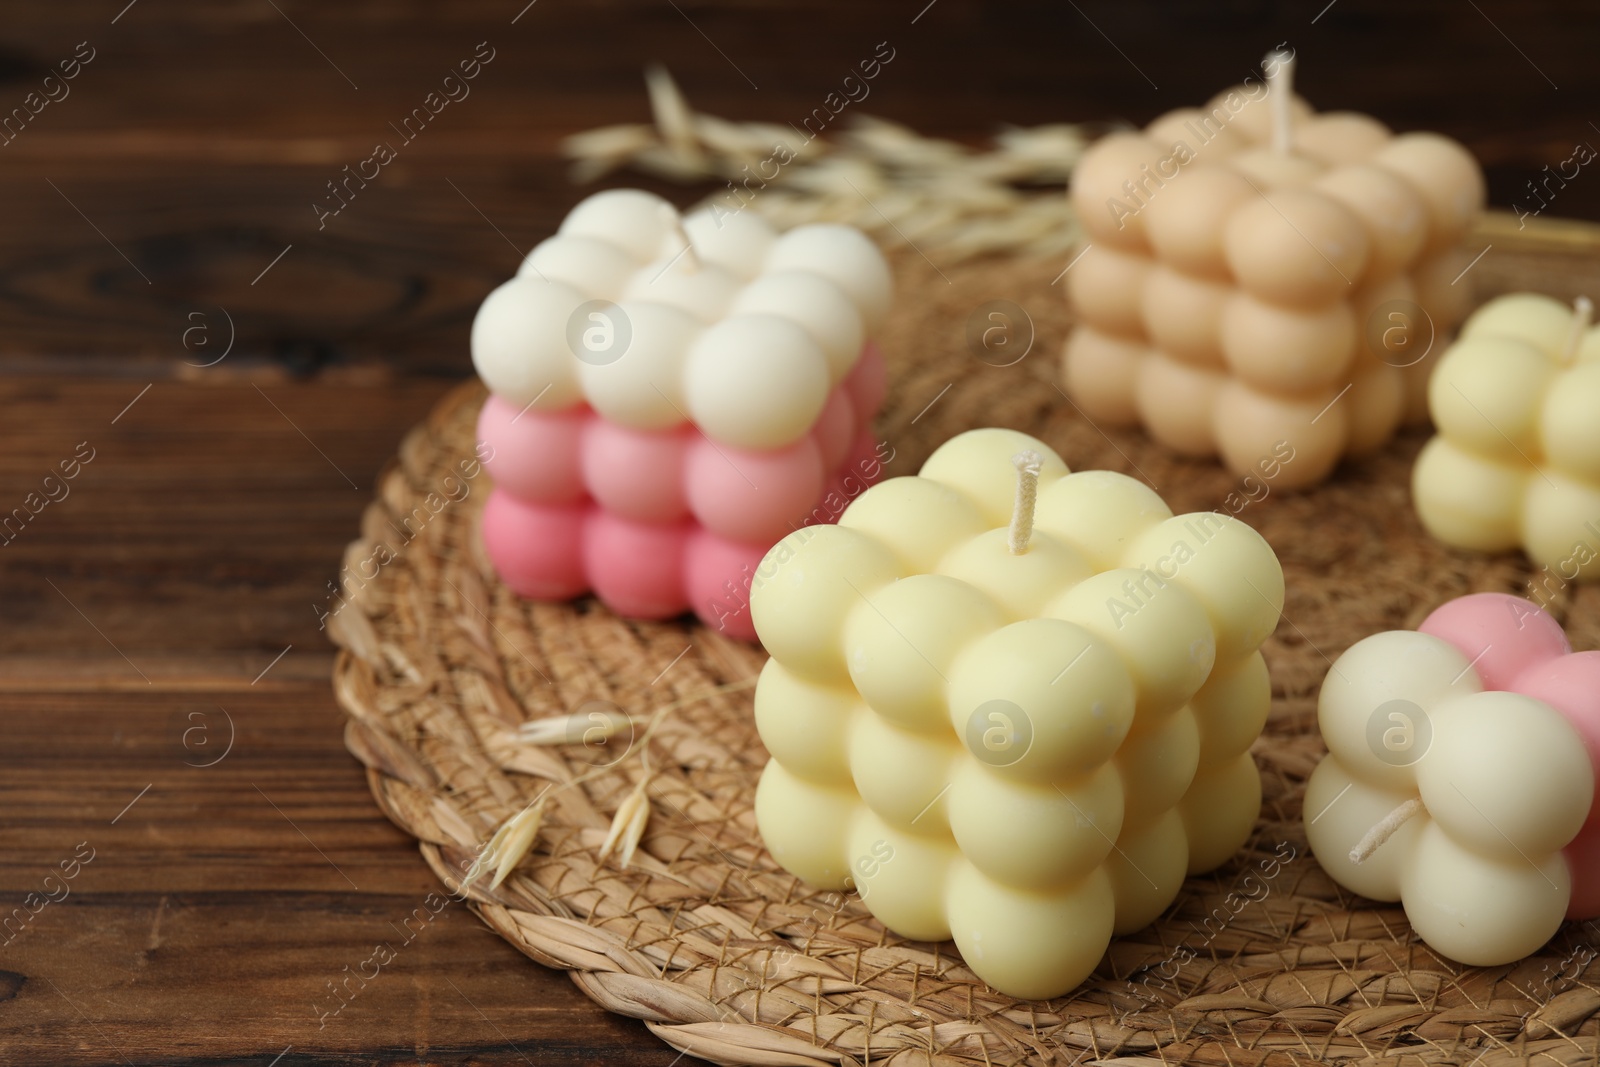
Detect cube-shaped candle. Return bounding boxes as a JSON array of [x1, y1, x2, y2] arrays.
[[1063, 53, 1484, 489], [1413, 293, 1600, 581], [1304, 593, 1600, 965], [749, 428, 1283, 999], [472, 190, 891, 640]]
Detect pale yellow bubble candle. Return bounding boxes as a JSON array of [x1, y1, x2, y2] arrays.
[[749, 428, 1283, 999], [1414, 292, 1600, 580], [1304, 594, 1599, 966]]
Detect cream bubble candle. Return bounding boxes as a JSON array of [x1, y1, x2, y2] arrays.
[[749, 428, 1283, 999], [1304, 593, 1600, 965], [1414, 292, 1600, 580], [472, 189, 891, 639], [1063, 50, 1484, 489]]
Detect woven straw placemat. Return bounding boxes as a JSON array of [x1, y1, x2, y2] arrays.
[[327, 247, 1600, 1067]]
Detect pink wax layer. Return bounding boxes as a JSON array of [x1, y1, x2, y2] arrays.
[[477, 343, 888, 640], [1420, 593, 1600, 919]]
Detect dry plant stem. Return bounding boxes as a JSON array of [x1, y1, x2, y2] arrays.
[[1348, 796, 1426, 864], [474, 677, 758, 884], [560, 67, 1089, 263], [598, 777, 653, 869], [519, 710, 628, 745], [488, 793, 548, 890], [646, 62, 704, 171], [518, 680, 755, 746], [622, 678, 757, 759], [463, 787, 551, 890]]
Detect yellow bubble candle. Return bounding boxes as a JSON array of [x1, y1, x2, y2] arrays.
[[1414, 292, 1600, 581], [749, 428, 1283, 999]]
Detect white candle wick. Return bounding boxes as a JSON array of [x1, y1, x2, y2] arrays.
[[1265, 48, 1296, 156], [1565, 295, 1593, 362], [1348, 795, 1425, 864], [1008, 450, 1043, 555], [662, 203, 701, 273]]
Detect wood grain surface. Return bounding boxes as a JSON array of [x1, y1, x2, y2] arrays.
[[4, 1, 1600, 1063]]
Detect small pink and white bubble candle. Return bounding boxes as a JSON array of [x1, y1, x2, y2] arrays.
[[471, 190, 891, 639], [1305, 593, 1600, 965]]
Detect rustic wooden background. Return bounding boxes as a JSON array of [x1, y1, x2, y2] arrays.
[[3, 1, 1599, 1063]]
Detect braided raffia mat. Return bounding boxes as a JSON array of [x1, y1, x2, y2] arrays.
[[328, 245, 1600, 1067]]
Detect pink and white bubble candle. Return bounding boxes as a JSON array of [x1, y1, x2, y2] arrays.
[[471, 190, 891, 639], [1305, 592, 1600, 965]]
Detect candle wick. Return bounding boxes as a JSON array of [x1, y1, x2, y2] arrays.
[[1348, 795, 1426, 865], [1265, 47, 1296, 156], [1566, 295, 1593, 362], [1008, 450, 1044, 555], [663, 204, 701, 273]]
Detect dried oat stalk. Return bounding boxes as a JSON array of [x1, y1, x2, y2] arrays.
[[562, 67, 1089, 262], [597, 778, 653, 870], [517, 709, 635, 746], [474, 679, 756, 883], [463, 792, 548, 891]]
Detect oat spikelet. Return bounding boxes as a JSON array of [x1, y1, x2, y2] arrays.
[[463, 794, 548, 891], [646, 63, 705, 176], [517, 709, 631, 746], [597, 778, 652, 870], [560, 66, 1091, 264]]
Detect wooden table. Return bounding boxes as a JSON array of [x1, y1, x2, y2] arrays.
[[4, 2, 1599, 1062]]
